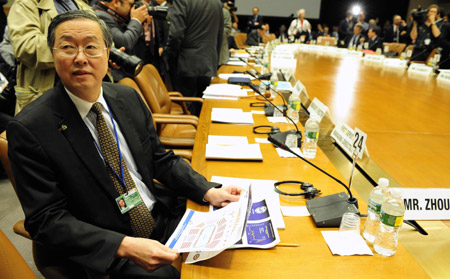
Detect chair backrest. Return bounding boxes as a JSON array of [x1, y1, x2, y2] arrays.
[[316, 36, 336, 46], [0, 229, 37, 279], [134, 64, 172, 115], [117, 78, 157, 129], [234, 33, 248, 49], [387, 43, 406, 54], [0, 132, 16, 193], [262, 33, 276, 43]]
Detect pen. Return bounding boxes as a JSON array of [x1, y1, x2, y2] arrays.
[[277, 243, 300, 247]]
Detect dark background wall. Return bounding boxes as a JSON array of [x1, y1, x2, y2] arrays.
[[236, 0, 449, 34]]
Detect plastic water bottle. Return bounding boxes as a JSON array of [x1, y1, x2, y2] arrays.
[[270, 73, 278, 98], [287, 91, 300, 123], [362, 178, 390, 243], [373, 188, 405, 257], [303, 116, 320, 159]]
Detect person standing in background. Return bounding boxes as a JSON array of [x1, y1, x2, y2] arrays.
[[219, 2, 232, 66], [164, 0, 223, 116]]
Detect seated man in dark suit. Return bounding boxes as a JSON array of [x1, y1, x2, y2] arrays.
[[365, 26, 383, 51], [7, 10, 241, 279], [347, 23, 365, 49]]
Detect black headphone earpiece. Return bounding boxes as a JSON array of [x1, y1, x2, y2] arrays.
[[253, 125, 280, 135], [274, 180, 321, 199]]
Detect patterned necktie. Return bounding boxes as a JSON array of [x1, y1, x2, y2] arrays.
[[91, 102, 155, 238]]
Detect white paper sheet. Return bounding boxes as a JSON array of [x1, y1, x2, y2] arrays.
[[276, 148, 303, 158], [280, 206, 311, 217], [205, 144, 263, 161], [321, 231, 373, 256], [254, 138, 270, 144], [267, 117, 289, 123], [211, 108, 254, 124], [203, 84, 248, 98], [208, 135, 248, 145]]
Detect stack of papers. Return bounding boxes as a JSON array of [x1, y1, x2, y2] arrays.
[[211, 108, 254, 124], [202, 84, 248, 100], [206, 136, 263, 161]]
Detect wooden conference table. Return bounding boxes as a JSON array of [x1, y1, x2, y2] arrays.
[[177, 51, 440, 278]]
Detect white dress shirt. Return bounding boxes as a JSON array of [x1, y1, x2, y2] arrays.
[[288, 18, 311, 36]]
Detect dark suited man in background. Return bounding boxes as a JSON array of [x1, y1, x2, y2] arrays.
[[94, 0, 150, 81], [338, 10, 355, 47], [384, 15, 409, 43], [365, 26, 383, 51], [164, 0, 223, 115], [247, 7, 263, 33], [8, 10, 240, 278], [438, 15, 450, 69], [347, 23, 365, 49]]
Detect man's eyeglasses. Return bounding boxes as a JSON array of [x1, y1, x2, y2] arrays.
[[53, 44, 107, 58]]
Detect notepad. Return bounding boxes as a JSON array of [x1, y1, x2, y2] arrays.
[[205, 144, 263, 161]]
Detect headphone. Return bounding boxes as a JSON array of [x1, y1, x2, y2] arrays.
[[253, 125, 280, 135], [274, 180, 321, 199]]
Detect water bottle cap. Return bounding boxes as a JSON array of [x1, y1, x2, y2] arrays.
[[390, 188, 402, 198], [378, 178, 389, 187]]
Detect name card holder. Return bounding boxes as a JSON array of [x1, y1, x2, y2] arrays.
[[331, 122, 356, 157], [408, 63, 433, 76], [346, 50, 364, 58], [331, 123, 369, 159], [364, 54, 385, 63], [400, 188, 450, 220], [308, 98, 328, 122], [383, 58, 407, 69], [437, 70, 450, 83]]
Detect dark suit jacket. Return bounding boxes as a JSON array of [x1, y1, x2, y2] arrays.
[[165, 0, 223, 78], [367, 36, 383, 51], [247, 14, 263, 32], [384, 24, 409, 44], [338, 18, 353, 46], [7, 82, 216, 273], [438, 23, 450, 69]]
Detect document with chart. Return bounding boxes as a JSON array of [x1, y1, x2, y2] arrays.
[[165, 186, 252, 263]]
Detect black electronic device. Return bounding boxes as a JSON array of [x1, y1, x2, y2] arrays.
[[109, 48, 143, 77], [134, 2, 168, 19], [267, 136, 359, 228], [228, 77, 251, 85], [306, 192, 359, 227], [268, 130, 302, 148], [264, 104, 287, 116]]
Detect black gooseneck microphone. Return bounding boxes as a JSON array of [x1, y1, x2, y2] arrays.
[[268, 136, 360, 228], [238, 57, 272, 80], [248, 82, 302, 147], [407, 47, 432, 66]]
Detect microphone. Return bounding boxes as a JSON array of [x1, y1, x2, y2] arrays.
[[407, 47, 431, 66], [238, 57, 272, 80], [268, 136, 359, 228], [248, 82, 302, 148]]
